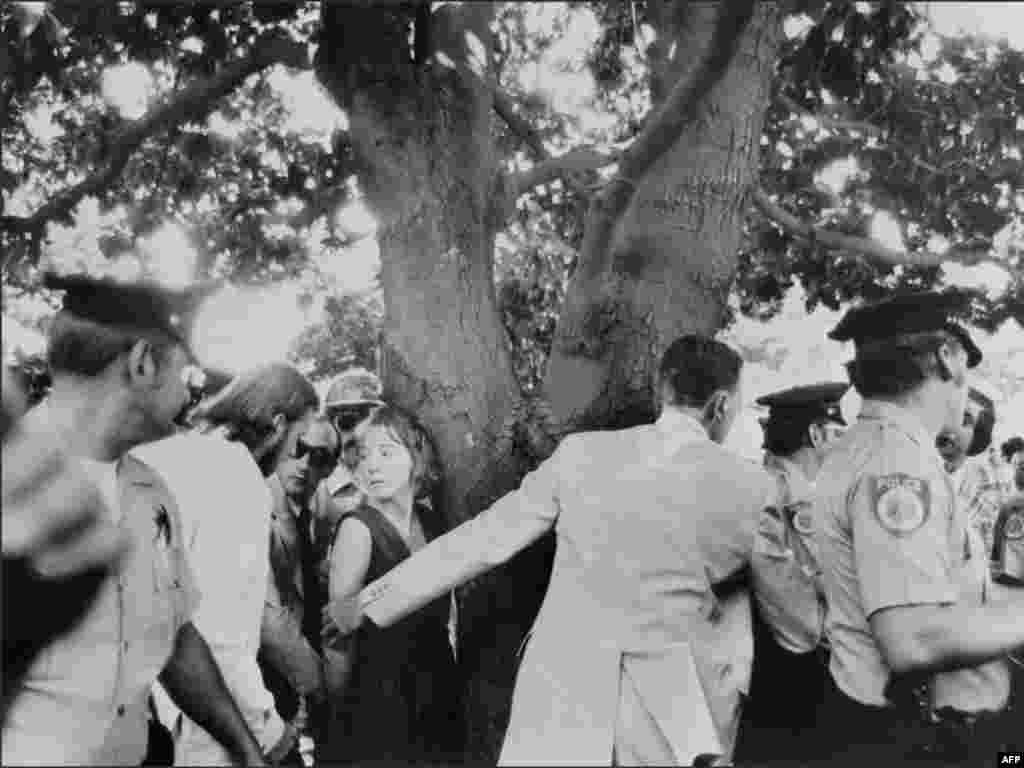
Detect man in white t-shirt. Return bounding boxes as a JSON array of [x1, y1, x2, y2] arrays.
[[137, 363, 322, 766]]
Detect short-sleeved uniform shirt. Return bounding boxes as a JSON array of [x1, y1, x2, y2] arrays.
[[816, 400, 1010, 712], [952, 460, 1003, 557], [2, 453, 198, 766], [751, 455, 827, 654], [992, 494, 1024, 586]]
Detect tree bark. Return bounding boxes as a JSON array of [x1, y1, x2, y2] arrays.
[[316, 4, 551, 759], [543, 4, 783, 433]]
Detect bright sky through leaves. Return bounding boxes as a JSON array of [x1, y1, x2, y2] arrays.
[[8, 2, 1021, 458]]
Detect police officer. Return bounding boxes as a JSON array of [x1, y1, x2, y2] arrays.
[[936, 387, 1002, 552], [736, 382, 847, 763], [992, 494, 1024, 588], [2, 274, 266, 766], [317, 368, 384, 513], [1, 366, 131, 711], [815, 291, 1024, 764]]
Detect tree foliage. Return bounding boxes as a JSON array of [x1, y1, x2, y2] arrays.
[[2, 1, 1020, 378], [4, 2, 1022, 761]]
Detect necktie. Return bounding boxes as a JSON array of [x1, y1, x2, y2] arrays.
[[296, 505, 322, 652]]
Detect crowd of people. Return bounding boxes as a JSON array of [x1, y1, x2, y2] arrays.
[[1, 271, 1022, 767]]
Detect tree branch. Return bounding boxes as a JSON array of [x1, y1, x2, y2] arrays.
[[751, 186, 1002, 269], [578, 0, 757, 282], [511, 146, 615, 197], [2, 30, 309, 241], [492, 86, 547, 161], [490, 86, 614, 225]]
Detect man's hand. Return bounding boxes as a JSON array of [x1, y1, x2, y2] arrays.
[[2, 370, 131, 702], [2, 386, 129, 575], [321, 595, 364, 648], [264, 721, 299, 767]]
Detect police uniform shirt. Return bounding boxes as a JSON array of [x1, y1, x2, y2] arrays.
[[3, 406, 198, 765], [992, 495, 1024, 587], [751, 455, 826, 654], [951, 459, 1003, 556], [816, 399, 1009, 711]]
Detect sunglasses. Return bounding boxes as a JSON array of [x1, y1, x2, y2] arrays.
[[293, 439, 337, 470], [333, 405, 375, 431]]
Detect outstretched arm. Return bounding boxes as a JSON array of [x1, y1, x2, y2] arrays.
[[357, 437, 569, 629]]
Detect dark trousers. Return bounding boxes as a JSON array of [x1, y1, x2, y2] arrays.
[[815, 675, 1019, 767], [141, 718, 175, 766], [735, 609, 829, 764]]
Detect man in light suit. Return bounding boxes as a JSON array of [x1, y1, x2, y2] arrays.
[[323, 334, 776, 766]]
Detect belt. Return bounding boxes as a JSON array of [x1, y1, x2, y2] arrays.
[[932, 705, 1006, 729]]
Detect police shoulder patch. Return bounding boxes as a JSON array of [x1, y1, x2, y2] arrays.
[[1005, 512, 1024, 540], [872, 473, 931, 535]]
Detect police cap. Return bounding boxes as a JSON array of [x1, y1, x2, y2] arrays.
[[756, 382, 849, 428], [827, 290, 982, 368], [42, 272, 217, 360]]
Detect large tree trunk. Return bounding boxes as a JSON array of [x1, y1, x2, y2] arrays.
[[316, 4, 552, 759], [317, 3, 780, 762], [544, 4, 782, 433]]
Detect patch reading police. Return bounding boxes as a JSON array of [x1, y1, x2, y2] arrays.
[[872, 474, 930, 535], [1005, 512, 1024, 540]]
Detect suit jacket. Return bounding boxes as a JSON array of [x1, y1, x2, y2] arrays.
[[260, 476, 323, 711], [359, 409, 775, 765]]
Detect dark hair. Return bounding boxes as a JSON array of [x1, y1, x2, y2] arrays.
[[966, 388, 995, 457], [658, 334, 742, 409], [846, 330, 960, 399], [761, 416, 825, 458], [47, 311, 179, 377], [1003, 437, 1024, 462], [308, 414, 342, 461], [192, 363, 318, 454], [359, 405, 447, 537]]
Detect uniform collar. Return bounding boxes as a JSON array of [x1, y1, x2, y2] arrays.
[[766, 454, 815, 497], [859, 399, 934, 448], [655, 407, 710, 454]]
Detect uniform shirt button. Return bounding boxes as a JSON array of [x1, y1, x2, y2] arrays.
[[116, 705, 126, 716]]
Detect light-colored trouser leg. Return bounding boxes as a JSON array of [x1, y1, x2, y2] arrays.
[[612, 665, 677, 767]]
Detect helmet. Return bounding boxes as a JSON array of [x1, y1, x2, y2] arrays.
[[325, 367, 384, 410]]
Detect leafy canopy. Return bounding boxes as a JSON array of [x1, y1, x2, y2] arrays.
[[1, 1, 1020, 387]]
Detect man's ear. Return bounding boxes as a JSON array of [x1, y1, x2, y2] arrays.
[[125, 339, 156, 387], [936, 340, 967, 383], [704, 389, 729, 423], [807, 422, 825, 451]]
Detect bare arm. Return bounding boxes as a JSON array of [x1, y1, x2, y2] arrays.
[[160, 622, 265, 766], [322, 518, 373, 697], [870, 594, 1024, 675]]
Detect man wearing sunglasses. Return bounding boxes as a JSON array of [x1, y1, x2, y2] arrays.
[[264, 416, 341, 762]]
